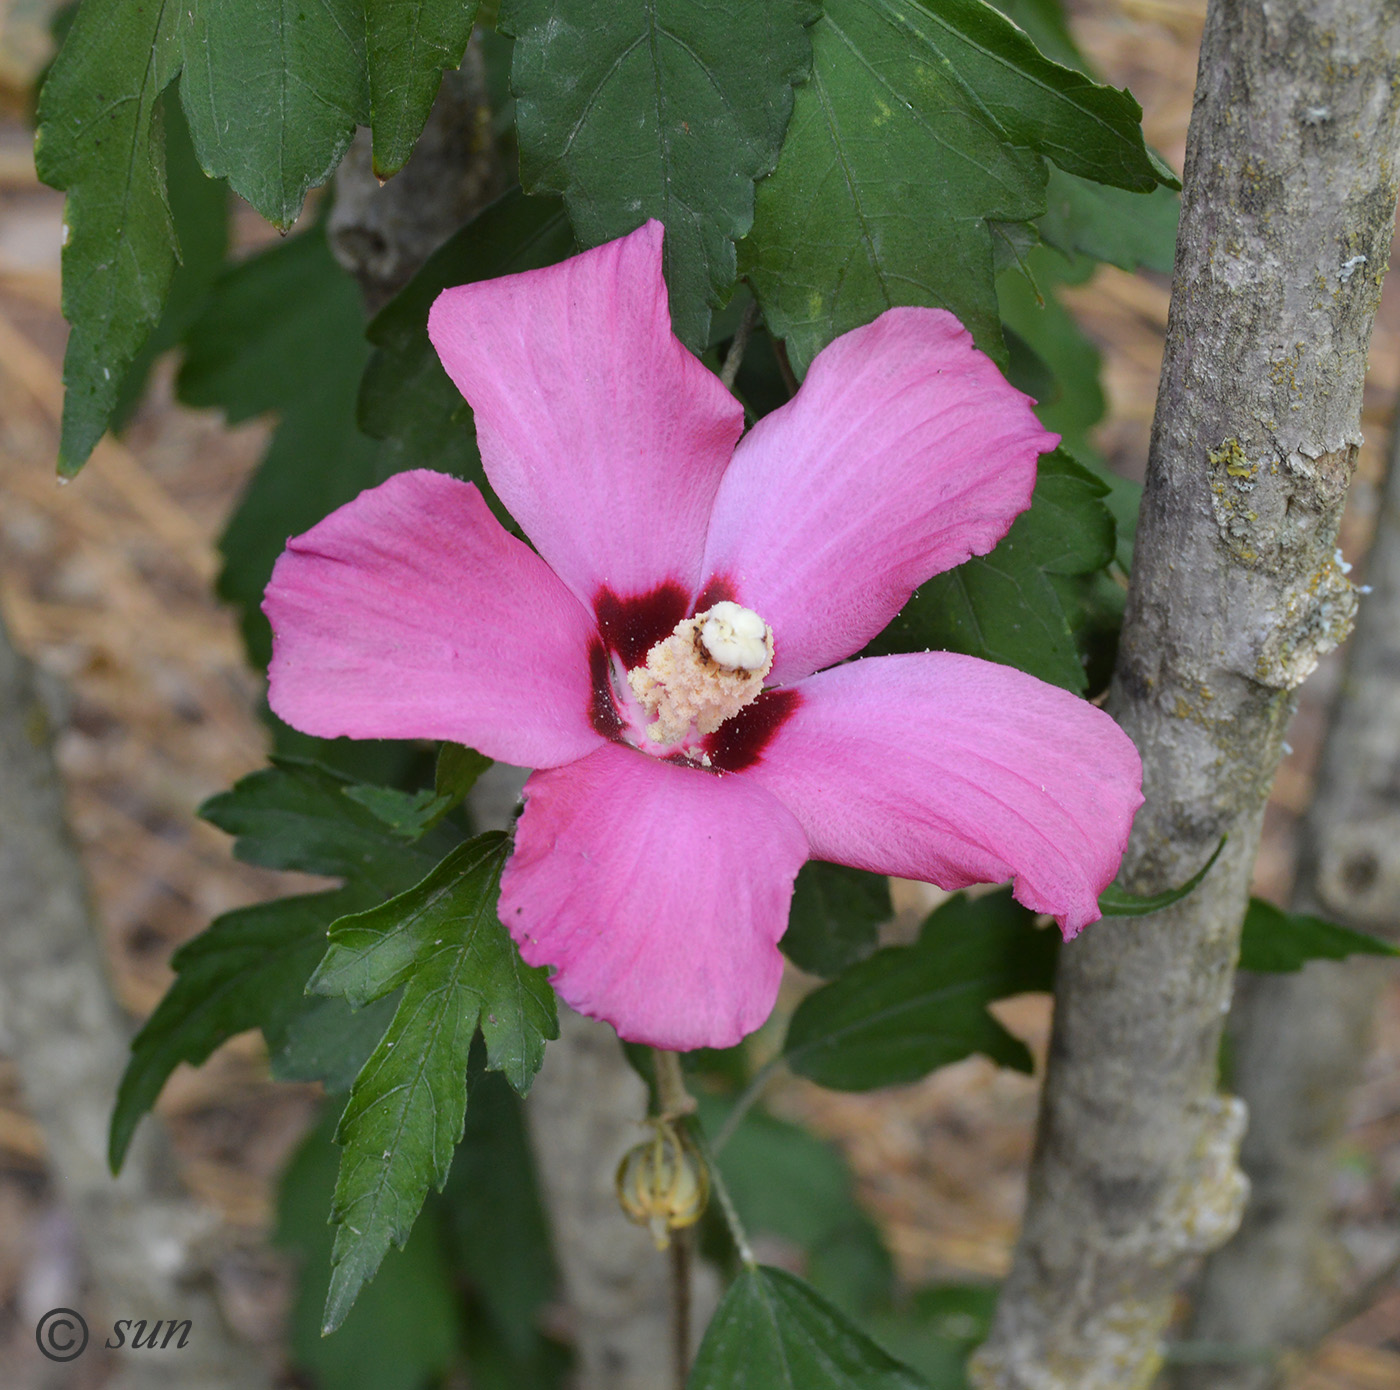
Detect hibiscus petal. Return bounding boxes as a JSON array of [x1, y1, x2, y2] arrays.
[[428, 220, 744, 609], [742, 653, 1142, 936], [264, 470, 604, 768], [700, 308, 1057, 683], [500, 744, 809, 1050]]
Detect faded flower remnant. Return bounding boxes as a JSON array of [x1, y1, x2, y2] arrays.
[[263, 221, 1143, 1051]]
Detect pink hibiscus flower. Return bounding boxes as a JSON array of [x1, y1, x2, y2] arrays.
[[263, 221, 1142, 1052]]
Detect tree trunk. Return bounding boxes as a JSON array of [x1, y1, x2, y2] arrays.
[[1178, 419, 1400, 1389], [971, 2, 1400, 1385], [0, 612, 265, 1390]]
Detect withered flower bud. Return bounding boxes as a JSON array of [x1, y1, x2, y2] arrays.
[[615, 1118, 710, 1250]]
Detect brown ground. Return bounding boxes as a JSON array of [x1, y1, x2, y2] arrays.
[[0, 0, 1398, 1386]]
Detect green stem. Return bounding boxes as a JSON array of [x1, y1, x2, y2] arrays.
[[720, 297, 760, 392], [651, 1048, 698, 1385], [670, 1229, 693, 1390], [711, 1055, 784, 1155], [690, 1124, 756, 1269], [652, 1047, 694, 1118]]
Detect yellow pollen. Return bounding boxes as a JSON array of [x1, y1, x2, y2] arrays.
[[627, 602, 773, 745]]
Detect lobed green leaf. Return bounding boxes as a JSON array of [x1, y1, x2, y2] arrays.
[[111, 89, 229, 429], [199, 757, 446, 894], [109, 887, 369, 1171], [741, 0, 1174, 374], [869, 449, 1115, 692], [689, 1266, 928, 1390], [179, 0, 367, 230], [782, 862, 891, 979], [312, 835, 557, 1331], [1238, 898, 1399, 973], [113, 757, 456, 1169], [784, 889, 1056, 1091], [500, 0, 815, 349], [366, 0, 481, 179], [276, 1115, 461, 1390], [344, 743, 493, 840], [35, 0, 183, 474]]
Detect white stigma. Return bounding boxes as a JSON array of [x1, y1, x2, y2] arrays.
[[627, 602, 773, 746], [699, 601, 770, 671]]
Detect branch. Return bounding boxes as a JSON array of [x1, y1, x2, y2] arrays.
[[327, 42, 503, 312], [972, 3, 1400, 1384], [1178, 400, 1400, 1390]]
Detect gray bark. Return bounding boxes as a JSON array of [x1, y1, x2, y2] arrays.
[[473, 767, 699, 1390], [1177, 422, 1400, 1388], [328, 45, 502, 313], [0, 612, 265, 1390], [971, 3, 1400, 1386], [524, 1010, 719, 1390]]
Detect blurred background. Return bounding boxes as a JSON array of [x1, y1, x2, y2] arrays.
[[0, 0, 1398, 1385]]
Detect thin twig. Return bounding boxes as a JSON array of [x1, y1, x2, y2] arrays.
[[719, 297, 760, 392], [651, 1047, 695, 1118], [772, 336, 800, 398], [690, 1124, 756, 1269], [670, 1230, 692, 1390], [651, 1049, 698, 1386], [711, 1055, 784, 1155]]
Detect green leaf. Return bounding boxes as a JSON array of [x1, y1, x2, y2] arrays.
[[269, 992, 402, 1092], [869, 449, 1115, 692], [178, 225, 379, 669], [199, 758, 446, 895], [110, 887, 366, 1172], [1038, 166, 1179, 275], [1098, 837, 1225, 917], [343, 745, 491, 840], [689, 1266, 928, 1390], [998, 251, 1105, 458], [989, 0, 1085, 69], [366, 0, 481, 179], [740, 0, 1173, 374], [277, 1114, 461, 1390], [782, 862, 890, 979], [443, 1054, 560, 1356], [179, 0, 367, 229], [113, 756, 456, 1168], [359, 187, 575, 486], [500, 0, 814, 349], [1238, 899, 1399, 973], [112, 87, 229, 429], [310, 834, 558, 1330], [864, 1285, 998, 1390], [35, 0, 183, 474], [700, 1099, 893, 1317], [784, 890, 1056, 1091]]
